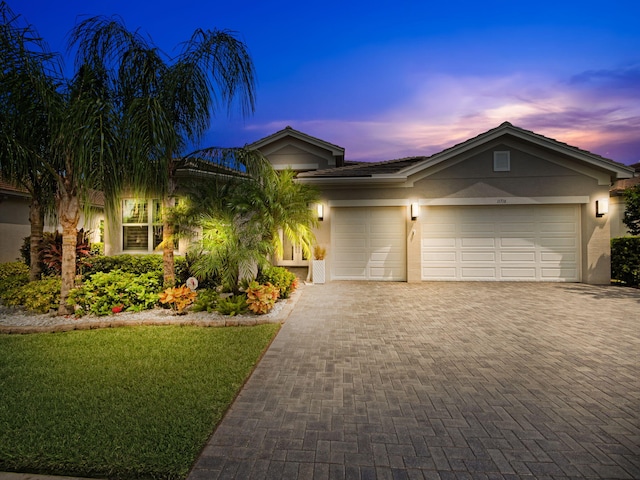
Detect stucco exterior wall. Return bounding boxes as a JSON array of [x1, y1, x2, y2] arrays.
[[256, 138, 338, 172], [312, 142, 617, 284]]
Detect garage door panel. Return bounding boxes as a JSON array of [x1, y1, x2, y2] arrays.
[[501, 267, 536, 278], [500, 251, 536, 262], [500, 237, 535, 248], [424, 237, 456, 247], [424, 251, 456, 262], [461, 223, 495, 234], [461, 237, 495, 247], [462, 267, 497, 279], [461, 251, 496, 262], [333, 207, 406, 281], [422, 205, 580, 281]]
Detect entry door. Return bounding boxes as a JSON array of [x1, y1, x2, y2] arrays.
[[277, 233, 309, 266]]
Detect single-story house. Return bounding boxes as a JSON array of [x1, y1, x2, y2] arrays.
[[1, 122, 636, 285], [251, 122, 636, 285]]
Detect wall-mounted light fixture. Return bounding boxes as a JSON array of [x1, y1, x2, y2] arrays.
[[317, 203, 324, 221], [411, 202, 420, 221], [596, 199, 609, 218]]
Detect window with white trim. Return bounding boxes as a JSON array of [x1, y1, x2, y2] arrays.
[[493, 151, 511, 172], [122, 199, 163, 251]]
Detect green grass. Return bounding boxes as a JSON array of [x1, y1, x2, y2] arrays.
[[0, 324, 280, 479]]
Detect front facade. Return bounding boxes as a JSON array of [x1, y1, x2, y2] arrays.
[[260, 123, 634, 285], [2, 123, 635, 285]]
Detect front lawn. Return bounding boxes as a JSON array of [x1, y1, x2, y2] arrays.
[[0, 324, 280, 479]]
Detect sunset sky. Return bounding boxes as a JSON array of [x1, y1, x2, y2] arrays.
[[14, 0, 640, 165]]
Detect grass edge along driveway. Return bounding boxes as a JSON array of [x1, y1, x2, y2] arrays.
[[0, 324, 280, 480]]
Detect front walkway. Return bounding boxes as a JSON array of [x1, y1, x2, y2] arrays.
[[188, 282, 640, 479]]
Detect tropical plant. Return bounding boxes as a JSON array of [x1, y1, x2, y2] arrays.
[[2, 5, 256, 314], [0, 2, 60, 281], [623, 185, 640, 235], [0, 278, 61, 313], [159, 285, 198, 314], [215, 294, 248, 316], [40, 230, 93, 276], [313, 245, 326, 260], [257, 266, 298, 299], [191, 288, 220, 312], [0, 262, 29, 293], [184, 159, 319, 292], [245, 281, 279, 314], [66, 270, 161, 316], [69, 17, 257, 288]]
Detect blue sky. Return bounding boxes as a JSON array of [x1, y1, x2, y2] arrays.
[[14, 0, 640, 165]]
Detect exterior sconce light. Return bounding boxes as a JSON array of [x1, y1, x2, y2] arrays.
[[596, 199, 608, 218], [317, 203, 324, 221], [411, 202, 420, 221]]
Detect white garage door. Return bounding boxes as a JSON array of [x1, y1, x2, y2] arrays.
[[332, 207, 406, 280], [421, 205, 580, 281]]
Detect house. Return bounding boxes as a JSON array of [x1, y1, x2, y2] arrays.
[[253, 122, 635, 285], [2, 122, 636, 285]]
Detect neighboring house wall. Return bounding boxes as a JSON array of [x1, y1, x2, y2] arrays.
[[0, 189, 103, 263], [0, 194, 32, 263]]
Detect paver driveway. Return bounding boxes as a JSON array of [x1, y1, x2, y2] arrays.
[[189, 282, 640, 480]]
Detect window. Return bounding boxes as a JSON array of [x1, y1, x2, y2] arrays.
[[493, 151, 511, 172], [122, 199, 163, 251]]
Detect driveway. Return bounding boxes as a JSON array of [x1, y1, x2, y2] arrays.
[[188, 282, 640, 479]]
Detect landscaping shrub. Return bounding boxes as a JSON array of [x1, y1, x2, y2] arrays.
[[246, 281, 279, 314], [0, 278, 61, 313], [159, 285, 198, 313], [215, 294, 248, 316], [257, 265, 298, 298], [611, 236, 640, 286], [41, 230, 93, 275], [0, 261, 29, 281], [67, 270, 162, 316], [191, 288, 220, 312], [83, 254, 189, 284]]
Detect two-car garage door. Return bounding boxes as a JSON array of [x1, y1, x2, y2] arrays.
[[421, 204, 580, 281]]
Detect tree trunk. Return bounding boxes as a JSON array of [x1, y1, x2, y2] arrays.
[[162, 196, 175, 288], [28, 197, 44, 282], [58, 189, 79, 315], [162, 165, 177, 288]]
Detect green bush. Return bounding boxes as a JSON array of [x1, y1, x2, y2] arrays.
[[611, 236, 640, 286], [0, 278, 61, 313], [191, 288, 220, 312], [0, 262, 30, 298], [83, 254, 189, 284], [67, 270, 162, 316], [0, 262, 29, 280], [216, 294, 248, 316], [257, 266, 298, 298], [90, 242, 105, 256]]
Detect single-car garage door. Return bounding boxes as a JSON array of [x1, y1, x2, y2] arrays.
[[333, 207, 406, 280], [421, 204, 580, 281]]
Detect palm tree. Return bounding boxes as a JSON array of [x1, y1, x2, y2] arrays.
[[0, 2, 60, 281], [68, 16, 256, 287], [182, 149, 319, 291]]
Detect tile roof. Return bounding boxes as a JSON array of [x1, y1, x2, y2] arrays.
[[299, 122, 635, 180], [298, 156, 427, 178]]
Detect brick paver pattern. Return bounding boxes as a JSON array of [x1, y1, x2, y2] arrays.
[[188, 282, 640, 479]]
